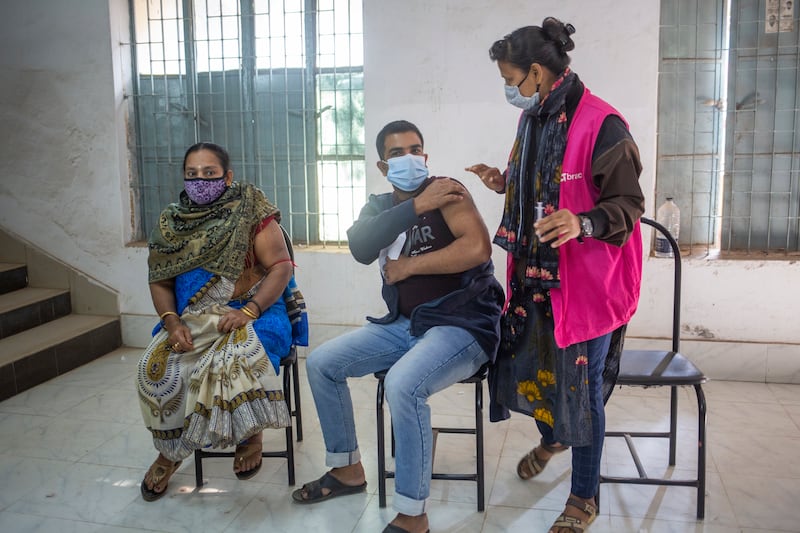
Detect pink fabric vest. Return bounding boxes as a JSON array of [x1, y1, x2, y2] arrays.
[[538, 88, 642, 347]]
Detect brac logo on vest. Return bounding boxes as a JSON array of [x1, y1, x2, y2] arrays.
[[561, 171, 583, 181]]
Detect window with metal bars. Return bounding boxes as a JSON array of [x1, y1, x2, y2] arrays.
[[128, 0, 364, 245], [658, 0, 800, 256]]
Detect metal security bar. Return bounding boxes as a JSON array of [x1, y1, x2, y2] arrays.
[[658, 0, 800, 256], [128, 0, 364, 245]]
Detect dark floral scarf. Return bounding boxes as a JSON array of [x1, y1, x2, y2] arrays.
[[494, 69, 577, 349], [148, 182, 280, 283]]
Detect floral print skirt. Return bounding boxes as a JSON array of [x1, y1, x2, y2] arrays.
[[492, 293, 625, 447]]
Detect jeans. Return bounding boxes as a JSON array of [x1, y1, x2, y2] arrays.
[[536, 331, 612, 499], [305, 316, 489, 516]]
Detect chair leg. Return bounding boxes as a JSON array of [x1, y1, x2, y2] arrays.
[[475, 379, 485, 512], [292, 356, 303, 442], [669, 386, 678, 465], [695, 384, 707, 519], [194, 449, 204, 487], [284, 425, 295, 485], [377, 377, 387, 508], [283, 362, 295, 486]]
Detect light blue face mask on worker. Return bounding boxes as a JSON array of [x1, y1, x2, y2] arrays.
[[385, 153, 429, 192], [505, 84, 540, 111]]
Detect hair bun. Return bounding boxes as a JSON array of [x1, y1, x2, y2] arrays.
[[541, 17, 575, 53]]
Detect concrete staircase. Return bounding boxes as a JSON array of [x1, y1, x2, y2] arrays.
[[0, 234, 121, 401]]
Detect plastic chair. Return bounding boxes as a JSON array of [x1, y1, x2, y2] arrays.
[[599, 217, 708, 519], [375, 365, 488, 512], [194, 345, 302, 486]]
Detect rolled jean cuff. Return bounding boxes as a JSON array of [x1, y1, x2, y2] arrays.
[[325, 448, 361, 468], [392, 492, 427, 516]]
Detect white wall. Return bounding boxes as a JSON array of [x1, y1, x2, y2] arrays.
[[0, 0, 797, 382], [0, 1, 145, 312]]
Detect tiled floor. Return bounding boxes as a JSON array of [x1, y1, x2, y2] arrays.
[[1, 339, 799, 533]]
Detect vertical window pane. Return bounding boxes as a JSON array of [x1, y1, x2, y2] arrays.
[[131, 0, 364, 244], [135, 0, 184, 75]]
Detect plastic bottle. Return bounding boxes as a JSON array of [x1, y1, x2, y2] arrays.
[[654, 197, 680, 258]]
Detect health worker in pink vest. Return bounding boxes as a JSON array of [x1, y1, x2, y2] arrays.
[[467, 17, 645, 533]]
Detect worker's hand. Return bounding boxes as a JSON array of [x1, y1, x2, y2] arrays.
[[465, 164, 505, 192], [533, 209, 581, 248]]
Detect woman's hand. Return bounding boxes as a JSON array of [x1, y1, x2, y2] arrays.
[[163, 315, 194, 352], [217, 309, 254, 333], [465, 164, 505, 192], [534, 209, 581, 248]]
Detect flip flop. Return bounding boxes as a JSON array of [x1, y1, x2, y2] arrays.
[[234, 440, 263, 480], [291, 471, 367, 504], [140, 459, 183, 502]]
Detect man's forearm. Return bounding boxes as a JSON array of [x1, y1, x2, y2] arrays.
[[404, 235, 491, 277]]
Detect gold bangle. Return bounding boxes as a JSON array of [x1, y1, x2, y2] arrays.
[[240, 305, 258, 320], [159, 311, 180, 322]]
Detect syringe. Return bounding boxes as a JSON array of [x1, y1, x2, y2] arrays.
[[535, 201, 545, 222]]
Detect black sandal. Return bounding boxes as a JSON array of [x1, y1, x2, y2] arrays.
[[233, 440, 263, 480], [140, 458, 183, 502], [382, 525, 430, 533], [291, 471, 367, 504]]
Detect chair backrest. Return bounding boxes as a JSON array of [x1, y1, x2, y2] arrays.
[[641, 217, 681, 353], [277, 223, 309, 347], [279, 224, 295, 268]]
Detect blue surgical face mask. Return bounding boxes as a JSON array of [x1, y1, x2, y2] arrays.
[[384, 153, 429, 192], [505, 84, 540, 111]]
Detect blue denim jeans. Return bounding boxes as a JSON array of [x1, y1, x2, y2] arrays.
[[305, 316, 489, 516], [536, 331, 612, 499]]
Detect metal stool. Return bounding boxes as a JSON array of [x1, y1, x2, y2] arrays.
[[194, 345, 302, 486], [375, 365, 487, 512], [600, 217, 708, 519]]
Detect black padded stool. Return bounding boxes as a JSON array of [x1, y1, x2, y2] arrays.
[[600, 217, 708, 519], [375, 365, 487, 512], [194, 345, 302, 487]]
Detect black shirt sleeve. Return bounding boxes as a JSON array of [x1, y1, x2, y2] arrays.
[[584, 115, 645, 247]]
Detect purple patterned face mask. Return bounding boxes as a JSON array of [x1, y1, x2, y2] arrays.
[[184, 177, 228, 205]]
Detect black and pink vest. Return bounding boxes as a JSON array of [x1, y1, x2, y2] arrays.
[[506, 88, 643, 347]]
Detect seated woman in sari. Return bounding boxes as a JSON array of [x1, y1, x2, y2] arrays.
[[137, 141, 307, 502]]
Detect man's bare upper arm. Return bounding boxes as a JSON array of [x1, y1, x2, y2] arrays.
[[441, 188, 491, 246]]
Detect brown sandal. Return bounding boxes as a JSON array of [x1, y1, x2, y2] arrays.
[[141, 456, 183, 502], [233, 438, 263, 480], [517, 439, 569, 480], [549, 496, 597, 532]]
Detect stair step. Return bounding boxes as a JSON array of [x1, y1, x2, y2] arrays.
[[0, 263, 27, 295], [0, 314, 121, 400], [0, 287, 71, 339]]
